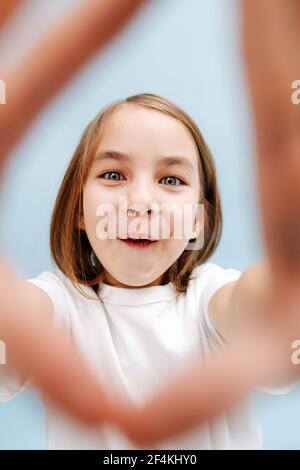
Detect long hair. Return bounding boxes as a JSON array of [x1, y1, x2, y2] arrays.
[[50, 93, 222, 299]]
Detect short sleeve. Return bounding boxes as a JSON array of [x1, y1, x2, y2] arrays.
[[0, 270, 71, 403], [195, 262, 242, 348], [26, 270, 71, 332]]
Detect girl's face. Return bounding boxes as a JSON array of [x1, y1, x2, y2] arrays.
[[81, 104, 202, 288]]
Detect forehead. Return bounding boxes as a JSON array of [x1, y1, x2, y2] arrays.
[[96, 104, 199, 164]]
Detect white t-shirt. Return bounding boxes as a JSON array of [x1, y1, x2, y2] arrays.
[[0, 261, 291, 449]]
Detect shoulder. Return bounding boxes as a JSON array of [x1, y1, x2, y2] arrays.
[[27, 268, 96, 299], [26, 268, 97, 330], [186, 261, 242, 314], [187, 261, 242, 345], [26, 268, 74, 302], [189, 261, 242, 294]]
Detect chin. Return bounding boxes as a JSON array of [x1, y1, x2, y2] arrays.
[[118, 273, 162, 288]]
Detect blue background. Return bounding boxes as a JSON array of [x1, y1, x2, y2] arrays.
[[0, 0, 299, 449]]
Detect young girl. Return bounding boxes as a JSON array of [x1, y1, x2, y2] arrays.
[[0, 93, 295, 450]]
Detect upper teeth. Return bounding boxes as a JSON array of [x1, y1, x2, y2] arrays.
[[129, 238, 148, 240]]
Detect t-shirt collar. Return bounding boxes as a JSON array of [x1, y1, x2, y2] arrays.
[[97, 280, 178, 306]]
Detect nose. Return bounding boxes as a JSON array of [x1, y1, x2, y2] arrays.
[[126, 178, 159, 217]]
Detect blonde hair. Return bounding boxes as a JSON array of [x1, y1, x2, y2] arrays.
[[50, 93, 222, 300]]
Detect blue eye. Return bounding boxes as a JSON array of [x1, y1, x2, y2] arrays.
[[160, 176, 184, 186], [99, 171, 125, 181], [98, 172, 185, 186]]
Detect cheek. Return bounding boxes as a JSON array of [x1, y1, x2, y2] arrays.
[[82, 188, 97, 226], [161, 238, 189, 264], [161, 200, 198, 239], [83, 185, 120, 241], [83, 181, 123, 216], [82, 185, 105, 238]]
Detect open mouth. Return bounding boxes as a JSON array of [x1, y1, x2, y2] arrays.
[[118, 238, 158, 248]]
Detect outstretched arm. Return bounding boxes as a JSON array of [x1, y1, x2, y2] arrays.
[[242, 0, 300, 290], [0, 257, 118, 427], [210, 0, 300, 348]]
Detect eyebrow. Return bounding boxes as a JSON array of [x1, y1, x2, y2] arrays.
[[93, 150, 195, 171]]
